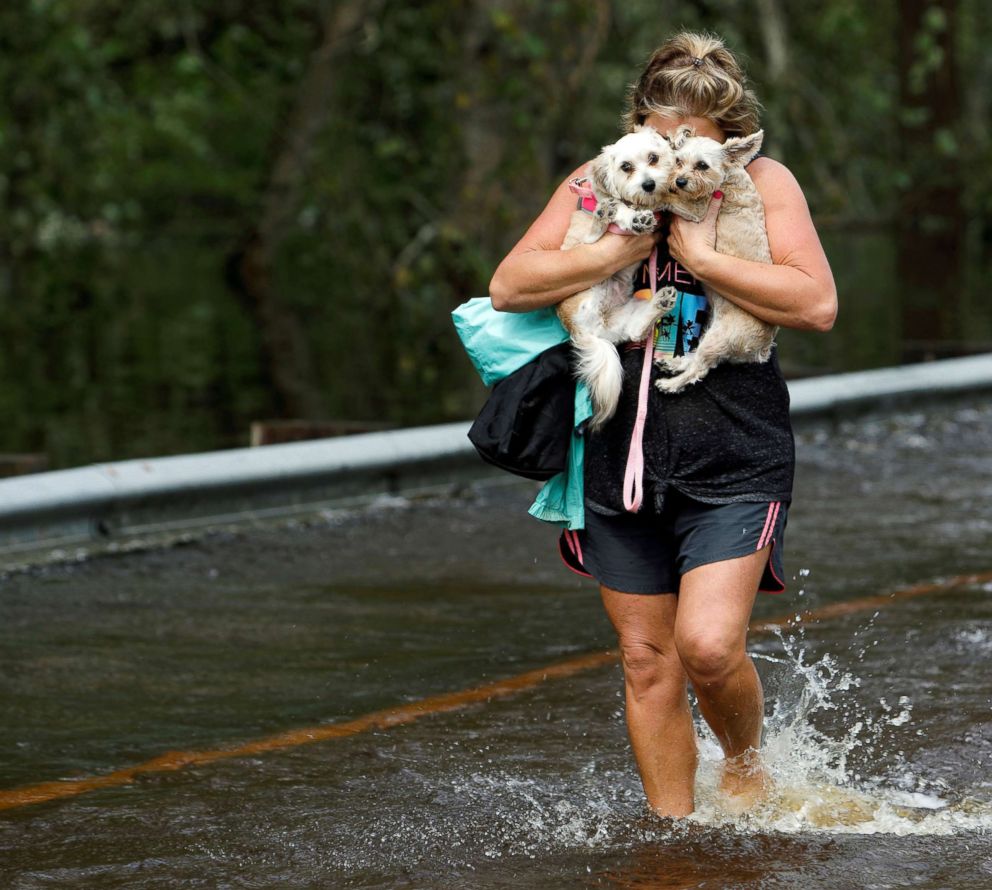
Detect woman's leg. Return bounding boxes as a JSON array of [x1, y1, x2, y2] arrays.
[[673, 545, 771, 803], [600, 585, 698, 817]]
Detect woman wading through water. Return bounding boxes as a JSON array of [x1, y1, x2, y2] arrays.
[[489, 31, 837, 818]]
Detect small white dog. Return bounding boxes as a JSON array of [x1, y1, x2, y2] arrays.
[[557, 126, 678, 429], [653, 126, 776, 394]]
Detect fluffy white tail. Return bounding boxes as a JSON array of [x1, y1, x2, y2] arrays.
[[572, 332, 623, 430]]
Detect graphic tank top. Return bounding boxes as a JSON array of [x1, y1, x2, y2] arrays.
[[583, 212, 795, 516], [630, 239, 710, 358]]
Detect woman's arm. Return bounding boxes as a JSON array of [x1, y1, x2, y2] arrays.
[[489, 165, 658, 312], [666, 157, 838, 332]]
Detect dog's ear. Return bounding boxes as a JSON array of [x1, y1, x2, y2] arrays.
[[665, 124, 694, 150], [589, 151, 611, 196], [723, 130, 764, 166]]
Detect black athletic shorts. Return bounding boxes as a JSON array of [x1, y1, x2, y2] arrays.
[[558, 488, 787, 595]]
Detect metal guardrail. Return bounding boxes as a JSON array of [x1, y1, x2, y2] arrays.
[[3, 353, 992, 563], [0, 422, 485, 561], [786, 352, 992, 416]]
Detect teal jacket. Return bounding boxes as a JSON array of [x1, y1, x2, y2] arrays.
[[451, 297, 590, 530]]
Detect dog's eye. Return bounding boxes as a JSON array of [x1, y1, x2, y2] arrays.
[[620, 162, 633, 173], [648, 153, 659, 165], [695, 161, 709, 171]]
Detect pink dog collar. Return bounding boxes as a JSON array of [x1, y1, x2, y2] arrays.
[[567, 178, 664, 234]]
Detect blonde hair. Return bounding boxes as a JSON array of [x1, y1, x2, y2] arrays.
[[623, 30, 761, 137]]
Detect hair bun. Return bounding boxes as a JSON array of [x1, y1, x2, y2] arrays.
[[622, 30, 762, 137]]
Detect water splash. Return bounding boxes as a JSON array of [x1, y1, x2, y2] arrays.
[[687, 623, 992, 834], [329, 630, 992, 881]]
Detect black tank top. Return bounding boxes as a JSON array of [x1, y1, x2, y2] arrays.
[[583, 167, 795, 516]]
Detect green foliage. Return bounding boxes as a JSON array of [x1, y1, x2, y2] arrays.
[[0, 0, 990, 466]]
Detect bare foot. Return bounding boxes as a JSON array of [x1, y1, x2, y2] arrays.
[[719, 749, 772, 813]]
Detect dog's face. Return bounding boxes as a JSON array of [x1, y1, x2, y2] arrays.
[[589, 127, 674, 208], [665, 127, 765, 202]]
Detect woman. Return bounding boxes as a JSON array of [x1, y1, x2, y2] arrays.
[[489, 31, 837, 818]]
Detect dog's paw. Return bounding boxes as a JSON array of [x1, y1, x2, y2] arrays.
[[655, 375, 689, 394], [595, 200, 618, 222], [652, 286, 677, 313], [630, 210, 657, 234], [654, 355, 689, 373]]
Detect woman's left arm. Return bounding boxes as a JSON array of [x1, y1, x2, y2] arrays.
[[666, 157, 838, 332]]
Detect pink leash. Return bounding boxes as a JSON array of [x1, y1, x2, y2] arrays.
[[622, 247, 657, 513], [568, 178, 658, 513]]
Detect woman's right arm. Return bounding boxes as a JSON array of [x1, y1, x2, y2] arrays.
[[488, 165, 659, 313]]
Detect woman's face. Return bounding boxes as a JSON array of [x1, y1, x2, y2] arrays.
[[644, 112, 726, 143]]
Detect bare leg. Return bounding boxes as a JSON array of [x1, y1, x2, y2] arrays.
[[674, 546, 772, 807], [600, 586, 698, 817]]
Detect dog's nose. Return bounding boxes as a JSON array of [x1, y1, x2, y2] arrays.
[[641, 179, 656, 193], [675, 177, 688, 188]]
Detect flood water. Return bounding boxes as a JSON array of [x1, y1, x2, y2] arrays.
[[1, 399, 992, 887]]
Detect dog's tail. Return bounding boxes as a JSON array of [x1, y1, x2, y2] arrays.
[[572, 332, 623, 430]]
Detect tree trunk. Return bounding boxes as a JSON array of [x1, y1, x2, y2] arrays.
[[897, 0, 964, 362], [754, 0, 789, 160], [226, 0, 372, 418], [450, 0, 612, 256]]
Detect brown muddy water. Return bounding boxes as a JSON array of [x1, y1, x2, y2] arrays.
[[1, 400, 991, 888]]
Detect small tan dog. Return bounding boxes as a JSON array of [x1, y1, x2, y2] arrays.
[[653, 126, 776, 394], [557, 126, 678, 429]]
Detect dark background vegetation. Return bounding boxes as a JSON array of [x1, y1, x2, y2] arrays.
[[2, 0, 990, 468]]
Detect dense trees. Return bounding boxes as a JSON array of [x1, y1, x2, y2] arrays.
[[1, 1, 989, 466]]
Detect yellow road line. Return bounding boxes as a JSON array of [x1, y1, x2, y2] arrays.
[[2, 569, 990, 814], [749, 570, 992, 632]]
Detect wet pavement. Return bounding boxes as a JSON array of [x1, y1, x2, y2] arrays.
[[1, 401, 991, 887]]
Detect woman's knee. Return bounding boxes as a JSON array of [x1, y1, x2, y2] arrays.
[[675, 630, 746, 684], [618, 639, 686, 703]]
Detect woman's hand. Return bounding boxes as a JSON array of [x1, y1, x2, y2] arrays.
[[666, 191, 723, 279], [667, 158, 837, 331], [589, 230, 660, 277]]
